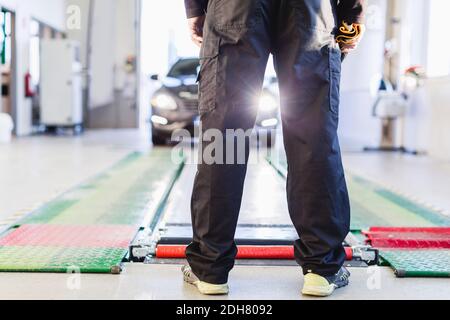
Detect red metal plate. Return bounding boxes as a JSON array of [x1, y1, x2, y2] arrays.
[[0, 224, 136, 248], [363, 227, 450, 249], [368, 227, 450, 234]]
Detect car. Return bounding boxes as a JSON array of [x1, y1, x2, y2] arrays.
[[150, 57, 280, 147]]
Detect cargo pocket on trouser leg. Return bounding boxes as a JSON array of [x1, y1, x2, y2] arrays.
[[328, 47, 342, 116], [198, 38, 220, 115]]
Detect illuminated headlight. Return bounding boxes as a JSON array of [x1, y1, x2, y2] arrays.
[[261, 118, 279, 127], [151, 94, 178, 110], [151, 115, 169, 126], [258, 93, 278, 112]]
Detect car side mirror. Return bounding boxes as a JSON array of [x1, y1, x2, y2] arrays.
[[150, 74, 159, 81]]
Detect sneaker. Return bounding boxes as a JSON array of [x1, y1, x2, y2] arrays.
[[302, 267, 351, 297], [182, 265, 229, 295]]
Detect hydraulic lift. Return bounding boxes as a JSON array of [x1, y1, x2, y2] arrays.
[[126, 151, 449, 278], [129, 161, 379, 268], [129, 223, 378, 267], [0, 148, 446, 277]]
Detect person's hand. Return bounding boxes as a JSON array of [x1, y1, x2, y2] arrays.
[[188, 16, 206, 48], [337, 23, 366, 54], [340, 41, 358, 54]]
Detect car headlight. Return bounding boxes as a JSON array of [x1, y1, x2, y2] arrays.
[[258, 93, 278, 112], [152, 93, 178, 111]]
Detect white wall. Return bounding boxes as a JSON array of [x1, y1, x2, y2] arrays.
[[339, 0, 450, 162], [89, 0, 116, 108], [66, 0, 137, 110], [338, 0, 387, 147], [65, 0, 90, 67], [426, 0, 450, 77], [425, 78, 450, 159], [403, 78, 450, 160], [0, 0, 66, 136], [0, 0, 65, 29], [140, 0, 199, 77], [115, 0, 136, 90]]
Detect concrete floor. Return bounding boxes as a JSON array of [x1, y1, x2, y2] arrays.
[[0, 129, 450, 300], [1, 264, 449, 300]]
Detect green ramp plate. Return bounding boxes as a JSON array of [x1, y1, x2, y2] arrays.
[[18, 149, 184, 226], [0, 246, 128, 273], [267, 148, 450, 231], [380, 250, 450, 278], [0, 148, 184, 273]]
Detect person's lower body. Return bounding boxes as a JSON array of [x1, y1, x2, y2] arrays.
[[185, 0, 351, 292]]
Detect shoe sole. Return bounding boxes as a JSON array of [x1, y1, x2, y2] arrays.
[[184, 276, 229, 296], [302, 285, 336, 297], [302, 281, 349, 297]]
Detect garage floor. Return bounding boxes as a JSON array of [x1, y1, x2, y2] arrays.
[[0, 129, 449, 300]]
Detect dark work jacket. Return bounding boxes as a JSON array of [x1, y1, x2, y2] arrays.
[[184, 0, 366, 24]]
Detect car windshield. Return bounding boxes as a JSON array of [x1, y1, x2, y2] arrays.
[[167, 58, 200, 78]]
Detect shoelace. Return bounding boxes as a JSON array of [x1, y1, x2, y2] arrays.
[[340, 272, 349, 282], [183, 267, 192, 278]]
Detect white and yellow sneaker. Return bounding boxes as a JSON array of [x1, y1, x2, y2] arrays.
[[302, 267, 350, 297], [182, 265, 229, 296]]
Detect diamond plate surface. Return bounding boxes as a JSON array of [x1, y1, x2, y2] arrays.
[[364, 227, 450, 249], [0, 225, 136, 248], [0, 246, 127, 273], [380, 250, 450, 278], [0, 149, 185, 274]]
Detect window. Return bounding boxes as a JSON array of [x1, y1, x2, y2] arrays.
[[0, 10, 12, 66], [426, 0, 450, 77], [168, 58, 200, 78]]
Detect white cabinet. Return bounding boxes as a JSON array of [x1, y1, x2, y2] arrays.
[[40, 40, 83, 126]]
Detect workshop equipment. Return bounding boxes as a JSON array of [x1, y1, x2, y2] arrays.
[[0, 150, 184, 274], [267, 151, 450, 232], [364, 227, 450, 249], [363, 79, 410, 153], [363, 2, 421, 155], [40, 40, 83, 134], [154, 244, 379, 266], [364, 227, 450, 278], [379, 250, 450, 278], [268, 148, 450, 277]]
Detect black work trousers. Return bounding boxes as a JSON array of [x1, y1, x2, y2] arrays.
[[186, 0, 351, 284]]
